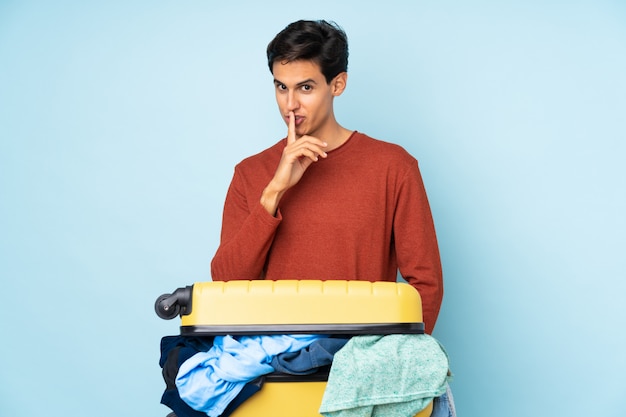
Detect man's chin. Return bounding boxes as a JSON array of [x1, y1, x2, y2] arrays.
[[295, 127, 307, 138]]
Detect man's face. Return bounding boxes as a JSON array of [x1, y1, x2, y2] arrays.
[[272, 60, 343, 139]]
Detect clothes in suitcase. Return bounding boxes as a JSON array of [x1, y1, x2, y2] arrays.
[[156, 280, 447, 417]]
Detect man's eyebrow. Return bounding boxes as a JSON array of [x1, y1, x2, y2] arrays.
[[273, 78, 318, 86]]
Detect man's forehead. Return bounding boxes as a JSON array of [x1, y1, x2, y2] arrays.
[[272, 60, 324, 83]]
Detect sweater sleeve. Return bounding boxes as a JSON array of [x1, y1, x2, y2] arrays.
[[394, 160, 443, 334], [210, 167, 281, 280]]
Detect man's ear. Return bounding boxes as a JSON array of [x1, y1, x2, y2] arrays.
[[331, 72, 348, 96]]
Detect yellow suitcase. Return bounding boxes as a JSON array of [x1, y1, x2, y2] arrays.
[[156, 280, 433, 417]]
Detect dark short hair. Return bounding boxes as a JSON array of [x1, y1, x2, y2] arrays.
[[267, 20, 349, 83]]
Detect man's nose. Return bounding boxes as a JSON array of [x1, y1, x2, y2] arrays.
[[286, 92, 299, 111]]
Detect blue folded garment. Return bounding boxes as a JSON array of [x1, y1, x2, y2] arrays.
[[176, 334, 324, 417], [271, 337, 349, 375]]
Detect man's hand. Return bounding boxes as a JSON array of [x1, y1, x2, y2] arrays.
[[260, 111, 327, 215]]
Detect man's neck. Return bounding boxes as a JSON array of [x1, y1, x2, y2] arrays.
[[316, 123, 353, 152]]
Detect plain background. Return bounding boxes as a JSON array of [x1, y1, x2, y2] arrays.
[[1, 1, 625, 416]]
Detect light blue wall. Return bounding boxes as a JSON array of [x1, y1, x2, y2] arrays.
[[1, 1, 624, 416]]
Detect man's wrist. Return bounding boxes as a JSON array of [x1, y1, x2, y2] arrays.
[[260, 184, 284, 216]]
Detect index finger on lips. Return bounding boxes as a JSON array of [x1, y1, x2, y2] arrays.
[[287, 111, 296, 144]]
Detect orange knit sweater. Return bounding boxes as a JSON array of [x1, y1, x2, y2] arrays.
[[211, 132, 443, 333]]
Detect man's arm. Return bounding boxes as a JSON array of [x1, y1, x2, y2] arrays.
[[210, 172, 281, 280], [394, 160, 444, 334], [211, 111, 327, 279]]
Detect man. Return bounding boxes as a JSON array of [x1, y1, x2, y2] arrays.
[[210, 20, 443, 334]]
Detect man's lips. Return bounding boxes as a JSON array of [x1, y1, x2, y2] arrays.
[[286, 115, 305, 126]]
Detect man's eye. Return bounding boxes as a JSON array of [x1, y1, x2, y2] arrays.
[[301, 85, 312, 91]]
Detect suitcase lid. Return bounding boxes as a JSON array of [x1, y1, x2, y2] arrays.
[[179, 280, 424, 335]]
